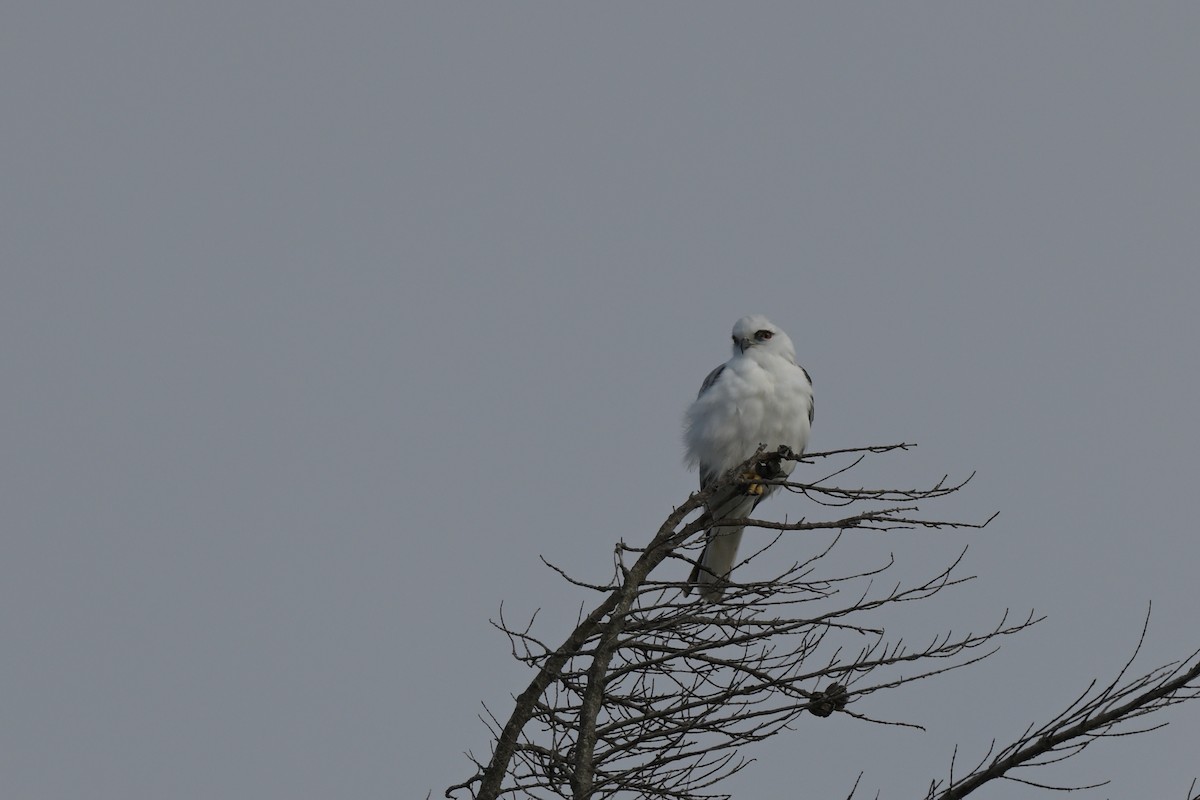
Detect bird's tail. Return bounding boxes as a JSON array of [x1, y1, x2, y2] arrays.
[[684, 492, 760, 601], [685, 524, 746, 601]]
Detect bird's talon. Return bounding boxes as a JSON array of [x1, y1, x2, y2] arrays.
[[740, 471, 766, 496]]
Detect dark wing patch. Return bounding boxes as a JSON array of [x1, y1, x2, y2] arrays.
[[697, 364, 725, 399], [800, 365, 814, 425], [693, 364, 727, 490], [696, 365, 727, 489]]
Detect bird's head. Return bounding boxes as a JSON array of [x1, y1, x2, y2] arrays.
[[730, 315, 796, 361]]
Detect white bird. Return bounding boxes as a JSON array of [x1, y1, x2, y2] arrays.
[[683, 315, 814, 601]]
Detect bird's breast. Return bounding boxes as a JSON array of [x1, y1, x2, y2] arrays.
[[685, 356, 812, 472]]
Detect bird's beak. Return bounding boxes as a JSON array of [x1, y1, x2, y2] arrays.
[[736, 338, 750, 353]]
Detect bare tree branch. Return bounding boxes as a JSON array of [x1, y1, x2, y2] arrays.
[[925, 606, 1200, 800], [446, 445, 1200, 800]]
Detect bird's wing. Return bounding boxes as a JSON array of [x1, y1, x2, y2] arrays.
[[696, 363, 725, 399], [801, 365, 814, 425], [688, 360, 762, 598], [694, 364, 727, 489]]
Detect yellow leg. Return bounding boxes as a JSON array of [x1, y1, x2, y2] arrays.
[[740, 471, 765, 496]]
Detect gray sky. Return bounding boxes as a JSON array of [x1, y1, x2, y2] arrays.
[[3, 4, 1199, 799]]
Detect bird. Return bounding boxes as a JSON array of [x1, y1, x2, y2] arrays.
[[683, 315, 814, 601]]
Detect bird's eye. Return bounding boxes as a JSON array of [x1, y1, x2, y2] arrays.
[[755, 330, 773, 341]]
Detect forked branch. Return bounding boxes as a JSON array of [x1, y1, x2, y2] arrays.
[[446, 445, 1198, 800]]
